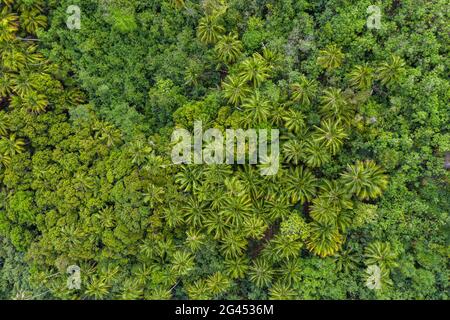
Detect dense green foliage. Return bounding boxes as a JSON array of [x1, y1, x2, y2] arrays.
[[0, 0, 448, 300]]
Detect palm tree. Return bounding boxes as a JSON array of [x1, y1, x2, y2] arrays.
[[242, 215, 267, 239], [307, 221, 343, 257], [271, 235, 303, 260], [224, 256, 248, 279], [239, 53, 271, 87], [10, 71, 38, 97], [319, 88, 353, 124], [185, 228, 205, 252], [0, 7, 18, 42], [0, 71, 13, 98], [340, 160, 388, 200], [284, 166, 317, 204], [20, 9, 47, 35], [220, 231, 247, 258], [142, 184, 165, 208], [11, 91, 48, 113], [0, 134, 25, 156], [182, 197, 207, 227], [248, 258, 274, 288], [175, 165, 203, 192], [163, 205, 184, 228], [376, 55, 406, 87], [317, 44, 344, 71], [93, 207, 115, 230], [215, 33, 243, 64], [197, 15, 225, 44], [204, 210, 228, 239], [348, 64, 374, 89], [268, 281, 296, 300], [282, 109, 305, 135], [84, 277, 110, 299], [313, 119, 348, 155], [0, 41, 27, 71], [319, 179, 353, 211], [290, 75, 318, 106], [333, 248, 359, 273], [222, 74, 251, 106], [127, 139, 152, 165], [282, 138, 304, 164], [169, 0, 185, 9], [241, 91, 271, 125], [266, 196, 291, 221], [93, 121, 121, 147], [302, 140, 331, 168], [279, 259, 302, 286], [0, 153, 11, 169], [171, 250, 195, 276], [0, 111, 9, 136], [220, 192, 252, 226], [309, 197, 339, 224], [186, 279, 211, 300], [206, 272, 231, 296], [364, 241, 398, 270]]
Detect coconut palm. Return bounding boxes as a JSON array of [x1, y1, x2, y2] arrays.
[[307, 221, 343, 257], [290, 75, 318, 106], [348, 64, 374, 89], [376, 55, 406, 87], [317, 44, 344, 71], [340, 160, 388, 200], [215, 33, 243, 64], [239, 53, 271, 87], [313, 119, 348, 155], [222, 74, 251, 105], [197, 15, 225, 44]]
